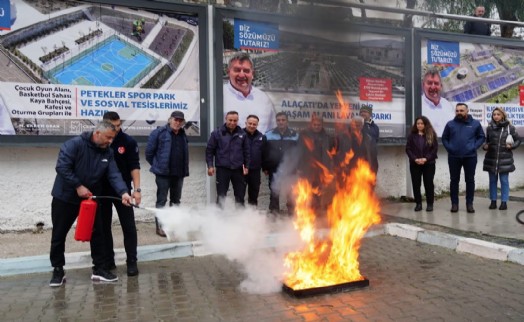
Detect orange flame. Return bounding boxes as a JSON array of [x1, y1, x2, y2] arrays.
[[283, 92, 381, 290], [284, 159, 380, 290], [302, 136, 314, 152]]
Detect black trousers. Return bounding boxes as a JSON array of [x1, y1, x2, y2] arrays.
[[100, 197, 137, 265], [50, 198, 105, 269], [409, 163, 436, 205], [245, 168, 261, 206], [155, 175, 184, 208], [216, 167, 246, 207]]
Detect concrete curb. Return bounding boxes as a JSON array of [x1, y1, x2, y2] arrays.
[[1, 223, 523, 277], [384, 222, 524, 265]]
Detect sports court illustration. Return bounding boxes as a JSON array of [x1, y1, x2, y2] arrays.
[[432, 44, 524, 104], [46, 36, 159, 88]]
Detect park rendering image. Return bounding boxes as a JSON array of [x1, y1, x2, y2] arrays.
[[46, 36, 158, 88], [1, 1, 195, 90]]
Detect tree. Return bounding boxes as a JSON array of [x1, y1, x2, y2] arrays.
[[492, 0, 524, 38], [418, 0, 524, 38], [223, 20, 234, 50]]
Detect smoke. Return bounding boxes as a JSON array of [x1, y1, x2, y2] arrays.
[[269, 146, 301, 196], [154, 201, 302, 294]]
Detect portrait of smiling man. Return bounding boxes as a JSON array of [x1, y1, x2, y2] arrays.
[[421, 66, 455, 136], [223, 52, 276, 134]]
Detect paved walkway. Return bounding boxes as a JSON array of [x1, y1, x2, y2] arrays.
[[0, 192, 523, 321], [382, 191, 524, 242], [1, 236, 523, 321]]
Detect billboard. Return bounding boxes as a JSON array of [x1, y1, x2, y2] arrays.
[[0, 0, 203, 137], [421, 37, 524, 137], [220, 16, 408, 138]]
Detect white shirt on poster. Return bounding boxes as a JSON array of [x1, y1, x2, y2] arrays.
[[223, 82, 276, 134], [0, 97, 15, 135], [421, 95, 454, 137]]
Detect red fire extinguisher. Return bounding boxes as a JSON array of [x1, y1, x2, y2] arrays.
[[74, 197, 98, 242]]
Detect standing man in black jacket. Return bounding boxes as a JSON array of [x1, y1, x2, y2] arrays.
[[206, 111, 250, 207], [100, 112, 141, 277], [49, 120, 133, 287], [464, 6, 491, 36], [243, 115, 264, 206]]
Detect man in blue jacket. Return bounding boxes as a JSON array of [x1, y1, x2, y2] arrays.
[[442, 103, 486, 213], [50, 121, 133, 287], [146, 111, 189, 237], [206, 111, 250, 207], [100, 112, 141, 277], [262, 112, 299, 215]]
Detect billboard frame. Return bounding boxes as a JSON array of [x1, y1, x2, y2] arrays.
[[214, 7, 412, 145], [0, 0, 209, 146]]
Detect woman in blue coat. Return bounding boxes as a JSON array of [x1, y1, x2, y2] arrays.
[[482, 107, 521, 210], [406, 116, 439, 212]]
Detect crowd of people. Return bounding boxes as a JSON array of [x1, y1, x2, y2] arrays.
[[407, 102, 520, 214], [47, 50, 521, 289], [48, 102, 381, 288]]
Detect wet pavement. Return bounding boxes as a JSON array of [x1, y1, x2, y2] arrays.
[[1, 192, 524, 321], [1, 236, 523, 321]]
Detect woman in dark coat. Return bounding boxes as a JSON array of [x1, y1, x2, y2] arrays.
[[406, 116, 439, 212], [483, 107, 521, 210]]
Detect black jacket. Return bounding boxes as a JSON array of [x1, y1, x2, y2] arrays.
[[464, 17, 491, 36], [206, 124, 250, 170], [244, 129, 264, 170], [296, 128, 335, 177], [405, 132, 438, 165], [483, 121, 521, 173], [51, 131, 128, 204], [107, 130, 140, 191]]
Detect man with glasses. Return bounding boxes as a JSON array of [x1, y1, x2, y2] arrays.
[[146, 111, 189, 236]]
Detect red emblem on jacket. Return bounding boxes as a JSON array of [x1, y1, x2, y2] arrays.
[[118, 146, 125, 154]]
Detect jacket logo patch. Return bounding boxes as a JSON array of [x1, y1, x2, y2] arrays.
[[118, 146, 126, 154], [102, 159, 108, 162]]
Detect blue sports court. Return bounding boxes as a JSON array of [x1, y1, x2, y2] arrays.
[[476, 63, 496, 74], [48, 36, 158, 87], [440, 66, 455, 78]]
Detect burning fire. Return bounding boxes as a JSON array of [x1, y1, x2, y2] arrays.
[[283, 92, 381, 290]]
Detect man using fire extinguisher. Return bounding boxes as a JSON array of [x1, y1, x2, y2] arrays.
[[100, 112, 141, 277], [49, 120, 133, 287]]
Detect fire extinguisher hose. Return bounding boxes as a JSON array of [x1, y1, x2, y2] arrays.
[[91, 195, 140, 208]]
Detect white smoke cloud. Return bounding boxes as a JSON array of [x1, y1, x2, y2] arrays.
[[154, 201, 302, 294]]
